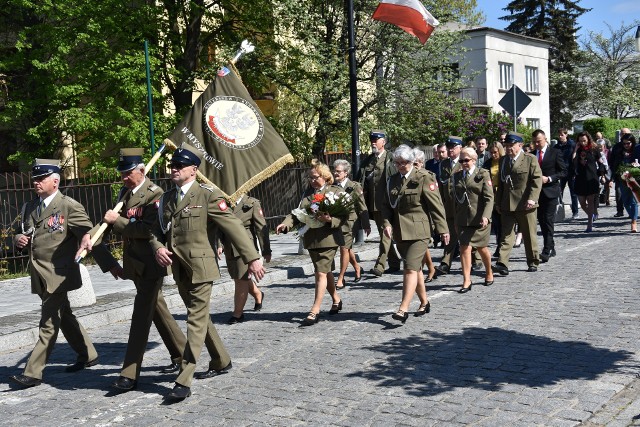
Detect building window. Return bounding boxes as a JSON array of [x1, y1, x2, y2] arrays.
[[499, 62, 513, 90], [527, 118, 540, 129], [525, 66, 539, 93]]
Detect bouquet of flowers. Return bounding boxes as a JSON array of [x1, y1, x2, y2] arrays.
[[291, 191, 354, 237], [619, 164, 640, 203]]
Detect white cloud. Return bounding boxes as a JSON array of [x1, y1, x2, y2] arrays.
[[612, 1, 640, 13]]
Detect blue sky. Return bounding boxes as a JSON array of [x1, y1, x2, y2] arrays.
[[475, 0, 640, 41]]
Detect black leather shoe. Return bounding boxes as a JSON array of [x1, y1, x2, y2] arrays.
[[65, 357, 99, 373], [254, 291, 264, 311], [328, 300, 342, 315], [392, 310, 409, 323], [195, 361, 232, 380], [165, 384, 191, 400], [492, 263, 509, 276], [113, 376, 137, 391], [227, 314, 244, 325], [540, 252, 550, 263], [435, 264, 450, 275], [458, 284, 472, 293], [414, 301, 430, 317], [9, 374, 41, 388], [301, 312, 319, 326], [483, 280, 494, 286], [370, 268, 383, 277], [550, 249, 556, 257], [160, 362, 180, 374], [527, 265, 538, 272], [385, 266, 401, 274], [353, 266, 362, 282]]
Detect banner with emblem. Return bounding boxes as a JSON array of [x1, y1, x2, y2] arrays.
[[163, 63, 294, 204]]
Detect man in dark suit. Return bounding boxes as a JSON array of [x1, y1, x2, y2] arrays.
[[357, 130, 400, 276], [532, 130, 567, 263], [152, 144, 265, 401], [10, 160, 120, 388]]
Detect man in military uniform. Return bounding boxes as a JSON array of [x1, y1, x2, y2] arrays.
[[152, 144, 265, 401], [357, 130, 400, 276], [96, 148, 188, 392], [10, 160, 120, 388], [492, 132, 543, 275], [435, 136, 464, 275]]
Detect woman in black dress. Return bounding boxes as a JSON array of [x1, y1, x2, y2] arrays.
[[573, 131, 604, 232]]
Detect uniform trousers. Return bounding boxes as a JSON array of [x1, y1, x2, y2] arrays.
[[372, 211, 401, 272], [497, 208, 540, 268], [440, 216, 459, 267], [120, 276, 186, 380], [175, 280, 231, 388], [24, 290, 97, 379]]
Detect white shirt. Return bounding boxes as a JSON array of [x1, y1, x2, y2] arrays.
[[41, 191, 58, 210], [178, 180, 196, 199]]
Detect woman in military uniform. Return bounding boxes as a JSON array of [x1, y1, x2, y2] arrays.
[[276, 160, 348, 326], [221, 193, 272, 324], [332, 159, 369, 289], [452, 147, 495, 293], [381, 145, 449, 323], [413, 148, 437, 283]]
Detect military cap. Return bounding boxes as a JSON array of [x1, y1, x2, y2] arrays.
[[171, 143, 202, 167], [446, 136, 463, 146], [369, 129, 386, 140], [504, 132, 524, 144], [117, 148, 144, 172], [32, 159, 61, 179]]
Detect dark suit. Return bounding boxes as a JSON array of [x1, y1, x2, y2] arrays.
[[535, 147, 567, 254], [14, 191, 117, 380], [151, 183, 260, 388], [104, 179, 186, 381]]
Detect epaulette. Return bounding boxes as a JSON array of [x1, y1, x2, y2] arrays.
[[199, 183, 215, 192], [148, 183, 159, 191]]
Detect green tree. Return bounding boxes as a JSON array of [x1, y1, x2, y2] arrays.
[[577, 22, 640, 119], [499, 0, 591, 132]]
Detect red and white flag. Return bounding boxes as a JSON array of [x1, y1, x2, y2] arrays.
[[372, 0, 439, 44]]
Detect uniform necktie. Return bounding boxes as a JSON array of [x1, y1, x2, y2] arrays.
[[177, 190, 184, 202], [38, 199, 45, 216]]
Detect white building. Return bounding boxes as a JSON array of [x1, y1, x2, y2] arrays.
[[453, 26, 551, 136]]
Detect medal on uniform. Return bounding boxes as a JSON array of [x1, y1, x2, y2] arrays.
[[48, 212, 65, 233]]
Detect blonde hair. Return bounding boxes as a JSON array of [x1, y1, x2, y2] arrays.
[[310, 159, 334, 184], [460, 147, 478, 161]]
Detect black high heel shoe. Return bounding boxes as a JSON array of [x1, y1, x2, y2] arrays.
[[425, 270, 436, 283], [302, 312, 319, 326], [458, 283, 472, 293], [392, 310, 408, 323], [353, 266, 362, 283], [414, 301, 431, 317], [329, 300, 342, 315]]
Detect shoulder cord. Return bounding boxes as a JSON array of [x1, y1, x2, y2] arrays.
[[500, 157, 514, 189], [452, 172, 470, 206]]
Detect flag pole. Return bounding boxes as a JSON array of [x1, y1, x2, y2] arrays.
[[346, 0, 361, 179], [144, 40, 157, 179]]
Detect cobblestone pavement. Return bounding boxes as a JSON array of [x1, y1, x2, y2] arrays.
[[0, 205, 639, 426]]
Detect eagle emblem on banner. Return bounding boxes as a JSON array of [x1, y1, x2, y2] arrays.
[[204, 95, 264, 150]]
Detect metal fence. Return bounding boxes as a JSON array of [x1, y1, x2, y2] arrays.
[[0, 152, 351, 276]]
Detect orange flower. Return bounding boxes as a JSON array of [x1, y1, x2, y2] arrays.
[[312, 193, 325, 203]]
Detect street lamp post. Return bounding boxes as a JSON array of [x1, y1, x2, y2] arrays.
[[635, 25, 640, 52]]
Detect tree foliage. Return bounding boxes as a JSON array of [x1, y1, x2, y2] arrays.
[[499, 0, 591, 132], [577, 22, 640, 119], [0, 0, 484, 170]]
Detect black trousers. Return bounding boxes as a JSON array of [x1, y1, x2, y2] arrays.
[[537, 194, 558, 253]]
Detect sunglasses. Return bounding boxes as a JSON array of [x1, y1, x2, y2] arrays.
[[169, 163, 189, 170], [460, 158, 473, 163]]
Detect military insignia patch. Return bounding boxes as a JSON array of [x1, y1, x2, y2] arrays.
[[218, 200, 228, 211], [259, 208, 264, 217], [217, 66, 230, 77], [429, 183, 437, 191]]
